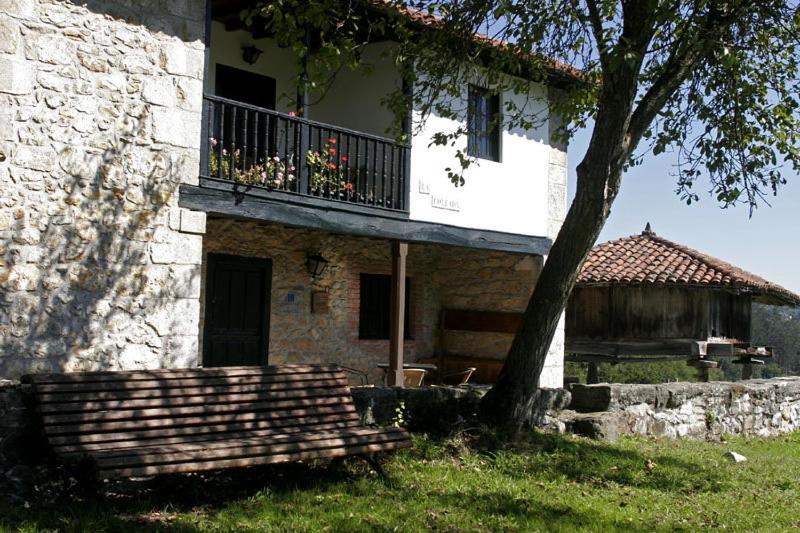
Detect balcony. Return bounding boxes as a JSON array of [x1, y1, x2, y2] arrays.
[[200, 95, 411, 216]]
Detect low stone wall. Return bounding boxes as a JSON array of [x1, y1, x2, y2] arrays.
[[351, 385, 570, 434], [562, 377, 800, 441]]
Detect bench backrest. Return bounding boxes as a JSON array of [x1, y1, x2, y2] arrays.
[[21, 364, 358, 457], [440, 309, 523, 334]]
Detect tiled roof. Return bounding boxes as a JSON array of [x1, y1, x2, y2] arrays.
[[369, 0, 586, 84], [577, 223, 800, 306]]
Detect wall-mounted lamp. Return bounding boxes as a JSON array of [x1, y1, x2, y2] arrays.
[[241, 45, 263, 65], [306, 252, 329, 279]]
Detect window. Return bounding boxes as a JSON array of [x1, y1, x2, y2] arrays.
[[467, 85, 501, 162], [359, 274, 411, 340]]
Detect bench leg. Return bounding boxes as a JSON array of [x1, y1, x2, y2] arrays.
[[361, 454, 387, 479], [73, 458, 100, 496]]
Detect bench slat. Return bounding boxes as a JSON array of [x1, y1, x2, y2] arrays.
[[37, 385, 352, 414], [94, 427, 407, 465], [44, 404, 358, 436], [22, 364, 340, 385], [54, 420, 364, 455], [41, 394, 353, 425], [100, 439, 411, 478], [47, 412, 362, 447], [33, 376, 348, 404], [29, 372, 348, 395]]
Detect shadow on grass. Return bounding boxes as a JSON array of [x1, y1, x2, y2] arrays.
[[416, 429, 724, 494], [1, 431, 723, 531]]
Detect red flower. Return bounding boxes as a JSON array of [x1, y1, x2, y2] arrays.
[[328, 147, 337, 155], [341, 155, 348, 162], [329, 162, 337, 170], [328, 138, 337, 144], [345, 183, 354, 191]]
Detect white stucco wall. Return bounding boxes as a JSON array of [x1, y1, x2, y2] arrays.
[[206, 22, 296, 113], [408, 80, 552, 236]]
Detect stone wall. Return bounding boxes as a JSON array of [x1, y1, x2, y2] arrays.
[[0, 0, 207, 378], [202, 219, 564, 387], [563, 378, 800, 441]]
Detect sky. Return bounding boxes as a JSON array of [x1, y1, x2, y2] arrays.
[[566, 126, 800, 294]]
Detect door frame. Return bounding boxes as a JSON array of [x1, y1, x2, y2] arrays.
[[202, 252, 273, 367]]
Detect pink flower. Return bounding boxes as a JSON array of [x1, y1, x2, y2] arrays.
[[260, 172, 267, 180], [222, 148, 228, 156], [329, 162, 337, 170], [345, 183, 354, 191], [341, 155, 348, 162], [328, 138, 337, 144], [328, 147, 337, 155], [273, 156, 281, 163], [234, 148, 240, 156], [288, 111, 297, 117], [209, 137, 218, 147]]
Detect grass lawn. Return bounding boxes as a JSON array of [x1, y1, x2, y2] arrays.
[[3, 430, 800, 532]]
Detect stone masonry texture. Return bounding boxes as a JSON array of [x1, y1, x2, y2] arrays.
[[202, 219, 564, 387], [0, 0, 207, 378], [563, 378, 800, 440]]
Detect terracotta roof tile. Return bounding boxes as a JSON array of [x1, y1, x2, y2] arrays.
[[369, 0, 586, 84], [577, 224, 800, 306]]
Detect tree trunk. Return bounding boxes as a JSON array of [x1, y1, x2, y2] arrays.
[[478, 160, 620, 427], [479, 85, 635, 428]]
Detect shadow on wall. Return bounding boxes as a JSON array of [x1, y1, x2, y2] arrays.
[[3, 111, 189, 376], [0, 0, 208, 378]]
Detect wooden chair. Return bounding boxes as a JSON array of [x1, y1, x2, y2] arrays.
[[402, 368, 427, 387], [440, 367, 477, 386], [21, 364, 411, 482]]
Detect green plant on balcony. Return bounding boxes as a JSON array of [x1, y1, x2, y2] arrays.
[[307, 138, 354, 198], [209, 138, 296, 190]]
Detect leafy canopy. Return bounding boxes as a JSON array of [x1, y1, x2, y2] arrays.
[[247, 0, 800, 210]]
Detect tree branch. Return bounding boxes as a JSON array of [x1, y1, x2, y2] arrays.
[[585, 0, 611, 71]]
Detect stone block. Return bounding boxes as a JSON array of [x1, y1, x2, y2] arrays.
[[150, 232, 203, 264], [145, 298, 200, 336], [151, 107, 200, 148], [176, 77, 202, 112], [569, 384, 613, 412], [13, 146, 53, 172], [142, 77, 175, 107], [35, 34, 74, 65], [0, 16, 19, 54], [168, 264, 201, 298], [163, 335, 200, 368], [2, 265, 40, 291], [0, 57, 32, 95], [117, 344, 160, 370], [179, 209, 206, 234], [0, 0, 34, 18], [549, 145, 568, 168], [159, 41, 187, 76]]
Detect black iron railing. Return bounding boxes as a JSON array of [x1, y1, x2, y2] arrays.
[[200, 95, 410, 213]]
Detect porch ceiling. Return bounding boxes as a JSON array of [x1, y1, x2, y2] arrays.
[[179, 183, 551, 255]]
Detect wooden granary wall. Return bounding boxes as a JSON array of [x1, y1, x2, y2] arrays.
[[566, 286, 752, 344]]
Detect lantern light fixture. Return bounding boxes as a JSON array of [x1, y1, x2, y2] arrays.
[[241, 45, 263, 65], [306, 252, 329, 279]]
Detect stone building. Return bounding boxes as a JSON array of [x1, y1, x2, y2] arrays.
[[0, 0, 576, 387]]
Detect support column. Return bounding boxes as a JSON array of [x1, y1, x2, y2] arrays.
[[388, 241, 408, 387]]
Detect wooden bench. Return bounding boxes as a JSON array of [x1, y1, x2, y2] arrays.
[[21, 364, 411, 481]]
